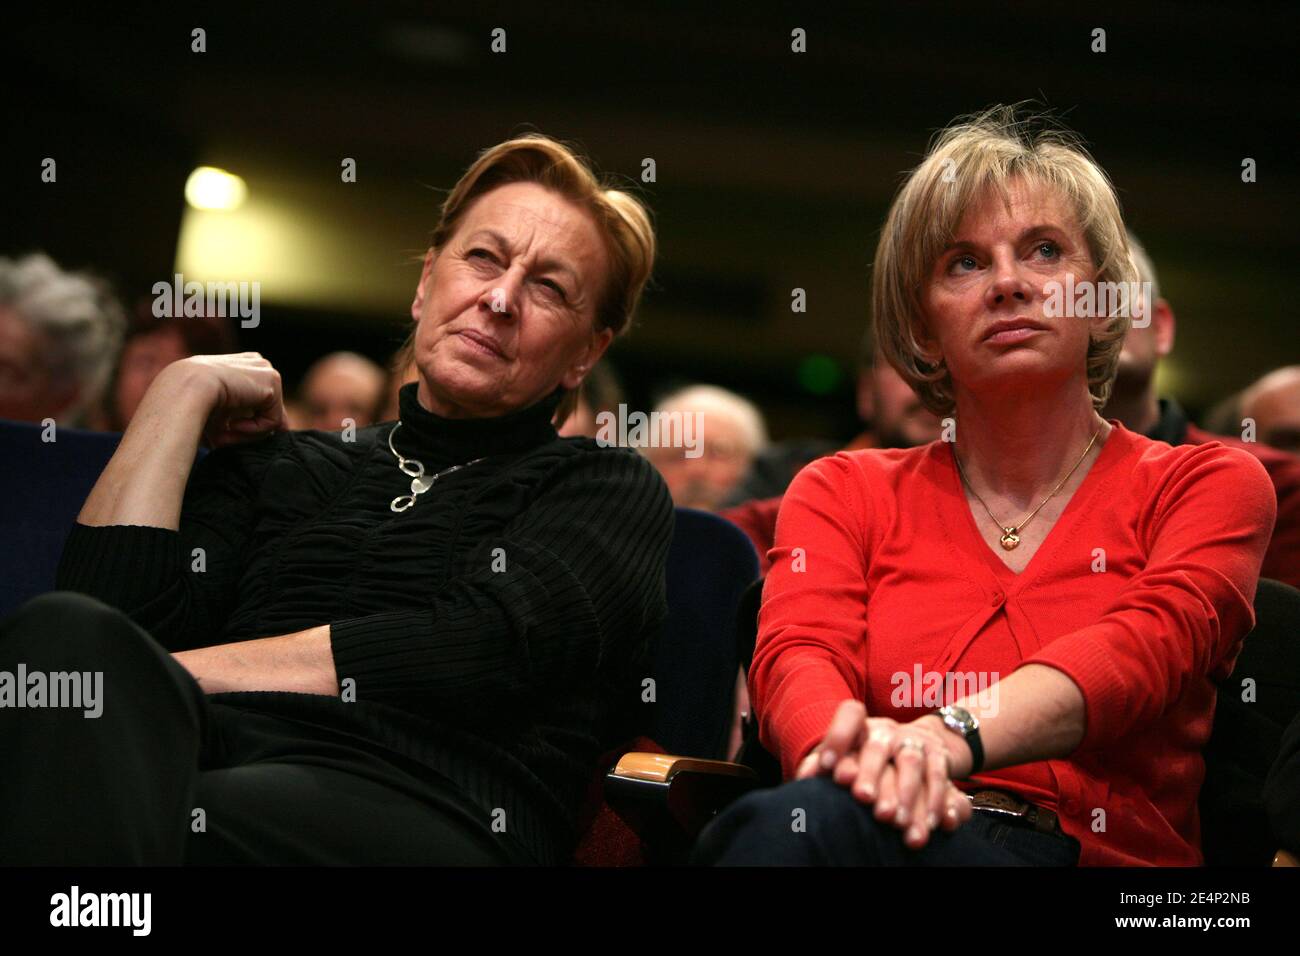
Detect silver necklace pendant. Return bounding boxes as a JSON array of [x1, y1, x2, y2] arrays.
[[392, 474, 438, 512], [387, 422, 485, 513]]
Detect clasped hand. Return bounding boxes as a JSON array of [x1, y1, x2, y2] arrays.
[[794, 700, 975, 848], [158, 352, 289, 448]]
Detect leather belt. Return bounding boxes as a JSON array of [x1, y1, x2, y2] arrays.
[[965, 788, 1061, 835]]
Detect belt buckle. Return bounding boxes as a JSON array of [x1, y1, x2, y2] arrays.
[[967, 789, 1027, 820], [966, 789, 1058, 835]]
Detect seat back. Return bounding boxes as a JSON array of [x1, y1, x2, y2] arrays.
[[733, 576, 784, 786], [0, 420, 209, 620], [573, 510, 757, 864], [648, 507, 759, 760], [0, 420, 126, 618]]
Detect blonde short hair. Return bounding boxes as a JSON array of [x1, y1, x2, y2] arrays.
[[872, 105, 1137, 415]]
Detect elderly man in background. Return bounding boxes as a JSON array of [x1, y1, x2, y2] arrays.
[[643, 383, 768, 511], [1102, 235, 1300, 589], [1239, 366, 1300, 455], [294, 350, 386, 431], [0, 253, 124, 427]]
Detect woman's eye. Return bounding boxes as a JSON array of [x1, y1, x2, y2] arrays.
[[536, 279, 566, 301], [467, 249, 495, 263], [1036, 241, 1060, 259], [950, 254, 978, 273]]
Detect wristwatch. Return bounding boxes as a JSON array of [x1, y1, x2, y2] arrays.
[[936, 705, 984, 777]]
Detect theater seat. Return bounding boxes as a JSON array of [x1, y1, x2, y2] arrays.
[[646, 508, 760, 760], [1202, 577, 1300, 866], [574, 508, 760, 865], [0, 420, 137, 618]]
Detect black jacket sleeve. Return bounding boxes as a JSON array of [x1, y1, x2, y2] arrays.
[[55, 435, 284, 651]]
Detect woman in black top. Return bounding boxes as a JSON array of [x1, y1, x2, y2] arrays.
[[0, 135, 671, 866]]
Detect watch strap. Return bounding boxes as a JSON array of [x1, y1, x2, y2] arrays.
[[963, 723, 984, 777]]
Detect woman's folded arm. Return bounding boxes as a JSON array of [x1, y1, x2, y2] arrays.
[[1022, 443, 1277, 751], [54, 438, 280, 651]]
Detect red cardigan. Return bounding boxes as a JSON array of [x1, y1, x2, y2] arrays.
[[1185, 423, 1300, 590], [751, 421, 1276, 866]]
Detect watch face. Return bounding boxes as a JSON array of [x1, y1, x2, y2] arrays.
[[943, 706, 977, 733]]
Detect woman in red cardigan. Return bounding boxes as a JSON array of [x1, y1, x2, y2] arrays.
[[694, 106, 1276, 867]]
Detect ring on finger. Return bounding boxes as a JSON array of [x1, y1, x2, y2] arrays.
[[895, 736, 926, 756]]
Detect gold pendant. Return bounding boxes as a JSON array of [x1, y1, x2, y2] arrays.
[[999, 528, 1020, 550]]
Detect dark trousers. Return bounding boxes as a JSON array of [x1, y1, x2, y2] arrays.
[[693, 776, 1081, 865], [0, 592, 520, 865]]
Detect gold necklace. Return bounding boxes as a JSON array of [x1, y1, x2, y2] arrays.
[[953, 427, 1101, 551]]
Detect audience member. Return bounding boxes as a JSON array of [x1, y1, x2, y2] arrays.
[[0, 253, 124, 427], [1241, 366, 1300, 454], [296, 351, 386, 431], [643, 384, 768, 511], [859, 358, 945, 451]]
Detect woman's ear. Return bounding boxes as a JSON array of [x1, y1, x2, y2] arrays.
[[411, 248, 436, 323], [561, 327, 614, 391], [912, 317, 943, 368]]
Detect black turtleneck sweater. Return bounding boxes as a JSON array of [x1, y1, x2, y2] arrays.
[[55, 383, 674, 865]]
